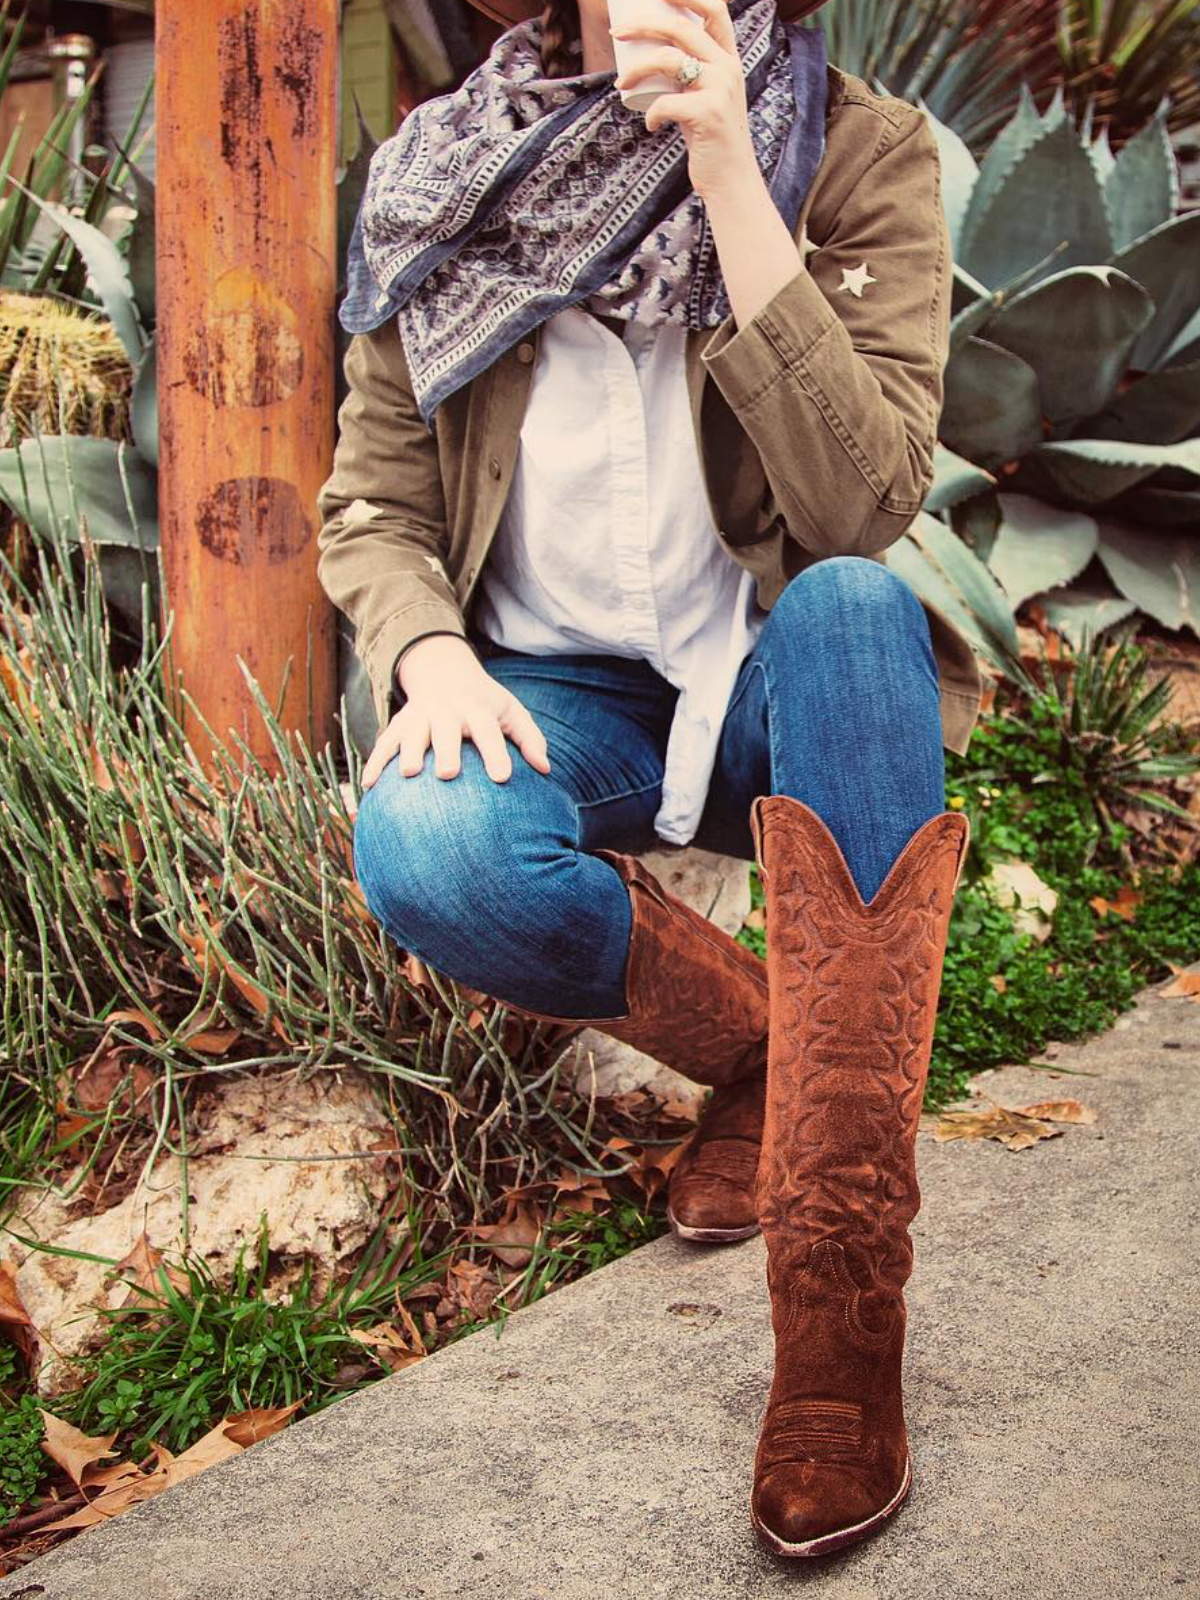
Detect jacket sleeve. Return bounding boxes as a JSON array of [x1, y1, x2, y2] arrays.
[[316, 320, 466, 728], [699, 102, 951, 559]]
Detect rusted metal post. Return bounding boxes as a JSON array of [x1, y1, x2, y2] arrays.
[[156, 0, 337, 767]]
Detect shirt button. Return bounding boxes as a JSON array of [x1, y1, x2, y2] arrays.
[[488, 457, 502, 479], [516, 342, 535, 364]]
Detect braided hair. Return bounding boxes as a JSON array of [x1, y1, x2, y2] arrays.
[[539, 0, 582, 77]]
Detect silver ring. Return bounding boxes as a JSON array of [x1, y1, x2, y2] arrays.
[[675, 56, 703, 87]]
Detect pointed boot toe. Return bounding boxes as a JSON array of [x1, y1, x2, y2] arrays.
[[667, 1071, 765, 1243], [668, 1163, 759, 1241], [751, 1457, 912, 1558]]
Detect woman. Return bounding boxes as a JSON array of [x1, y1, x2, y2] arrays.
[[317, 0, 981, 1558]]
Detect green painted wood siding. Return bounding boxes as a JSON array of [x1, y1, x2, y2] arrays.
[[341, 0, 396, 155]]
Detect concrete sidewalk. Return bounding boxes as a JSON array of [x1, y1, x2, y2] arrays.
[[3, 969, 1198, 1600]]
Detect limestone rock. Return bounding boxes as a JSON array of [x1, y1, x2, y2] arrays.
[[8, 1069, 398, 1397]]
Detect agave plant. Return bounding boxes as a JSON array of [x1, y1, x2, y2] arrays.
[[1055, 0, 1200, 146], [0, 176, 159, 632], [0, 0, 155, 296], [821, 0, 1200, 149], [977, 621, 1200, 857], [914, 86, 1200, 645], [820, 0, 1062, 147]]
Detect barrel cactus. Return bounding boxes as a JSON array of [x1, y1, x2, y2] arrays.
[[913, 86, 1200, 644]]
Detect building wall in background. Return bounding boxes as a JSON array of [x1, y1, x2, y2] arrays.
[[100, 34, 156, 180], [340, 0, 397, 159], [0, 74, 57, 178]]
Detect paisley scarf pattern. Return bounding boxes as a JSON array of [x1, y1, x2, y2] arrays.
[[340, 0, 827, 424]]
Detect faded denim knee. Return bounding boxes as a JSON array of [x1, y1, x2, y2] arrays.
[[350, 742, 633, 1013]]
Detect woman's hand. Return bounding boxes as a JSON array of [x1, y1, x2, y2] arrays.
[[614, 0, 807, 326], [360, 634, 552, 790], [611, 0, 758, 203]]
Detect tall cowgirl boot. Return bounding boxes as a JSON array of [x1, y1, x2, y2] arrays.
[[500, 848, 769, 1242], [747, 794, 969, 1558]]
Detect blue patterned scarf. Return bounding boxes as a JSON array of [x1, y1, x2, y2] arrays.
[[340, 0, 827, 425]]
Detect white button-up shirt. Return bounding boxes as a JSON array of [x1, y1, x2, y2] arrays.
[[473, 305, 768, 845]]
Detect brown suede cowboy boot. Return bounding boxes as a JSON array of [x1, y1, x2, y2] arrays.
[[748, 795, 969, 1558], [666, 1070, 765, 1242], [500, 847, 768, 1238]]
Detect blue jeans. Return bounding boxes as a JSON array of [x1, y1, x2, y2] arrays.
[[353, 556, 945, 1017]]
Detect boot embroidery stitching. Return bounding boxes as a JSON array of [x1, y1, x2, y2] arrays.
[[750, 799, 969, 1548]]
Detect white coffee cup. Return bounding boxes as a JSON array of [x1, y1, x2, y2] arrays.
[[608, 0, 705, 115]]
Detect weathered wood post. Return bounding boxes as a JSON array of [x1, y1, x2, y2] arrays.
[[156, 0, 337, 767]]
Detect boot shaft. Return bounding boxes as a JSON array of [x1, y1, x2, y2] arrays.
[[500, 847, 769, 1089], [750, 797, 969, 1292]]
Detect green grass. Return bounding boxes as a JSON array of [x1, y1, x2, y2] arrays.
[[446, 1200, 668, 1344], [53, 1198, 464, 1457], [44, 1197, 666, 1461]]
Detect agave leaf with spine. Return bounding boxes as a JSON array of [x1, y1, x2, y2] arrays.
[[5, 177, 147, 365], [1023, 437, 1200, 505], [0, 433, 159, 628], [957, 117, 1115, 293], [940, 338, 1043, 467], [925, 445, 996, 515], [979, 266, 1154, 429], [924, 88, 1200, 648], [987, 494, 1099, 609], [1095, 519, 1200, 635], [885, 510, 1024, 683], [1032, 581, 1138, 647]]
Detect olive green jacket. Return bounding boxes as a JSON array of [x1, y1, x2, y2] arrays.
[[316, 62, 984, 754]]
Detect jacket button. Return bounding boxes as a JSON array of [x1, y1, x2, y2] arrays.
[[488, 456, 502, 479], [516, 342, 534, 364]]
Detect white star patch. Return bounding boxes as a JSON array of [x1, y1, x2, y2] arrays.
[[838, 262, 877, 298], [344, 497, 383, 524], [423, 554, 445, 577]]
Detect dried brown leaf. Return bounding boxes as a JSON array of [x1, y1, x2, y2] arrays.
[[933, 1103, 1062, 1151], [222, 1403, 302, 1447], [80, 1458, 147, 1492], [347, 1323, 425, 1373], [73, 1047, 157, 1115], [38, 1413, 119, 1489], [105, 1008, 164, 1041], [0, 1260, 33, 1330], [471, 1200, 542, 1269], [1089, 884, 1142, 922], [161, 1420, 244, 1488], [1014, 1098, 1097, 1125], [443, 1259, 501, 1321], [181, 1025, 244, 1056], [108, 1229, 191, 1304], [1161, 965, 1200, 1000]]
